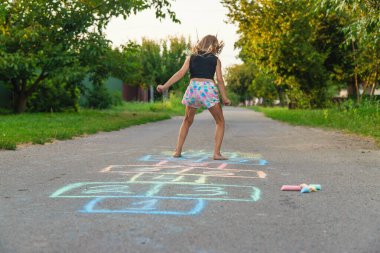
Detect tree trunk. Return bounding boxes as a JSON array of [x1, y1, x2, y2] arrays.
[[11, 74, 47, 113], [352, 42, 360, 102], [371, 63, 379, 96], [276, 86, 286, 106], [14, 92, 28, 114], [347, 78, 358, 99]]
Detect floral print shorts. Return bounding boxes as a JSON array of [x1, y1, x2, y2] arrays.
[[182, 80, 220, 109]]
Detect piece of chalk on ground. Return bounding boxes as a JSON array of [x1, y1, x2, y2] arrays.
[[281, 185, 302, 191], [300, 187, 311, 193], [309, 184, 322, 190]]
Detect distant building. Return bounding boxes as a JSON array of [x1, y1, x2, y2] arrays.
[[338, 89, 380, 98], [81, 77, 150, 104], [122, 84, 149, 102]]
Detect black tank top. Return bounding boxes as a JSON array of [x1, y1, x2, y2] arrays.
[[189, 53, 218, 80]]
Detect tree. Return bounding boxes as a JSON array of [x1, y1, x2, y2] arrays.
[[161, 36, 191, 94], [249, 72, 278, 106], [320, 0, 380, 101], [225, 63, 256, 103], [140, 38, 162, 102], [111, 42, 143, 86], [80, 41, 144, 109], [0, 0, 178, 113], [139, 36, 191, 101], [222, 0, 355, 108]]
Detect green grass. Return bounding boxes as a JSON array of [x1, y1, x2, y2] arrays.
[[0, 98, 186, 150], [251, 101, 380, 145]]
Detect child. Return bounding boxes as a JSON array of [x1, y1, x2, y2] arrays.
[[157, 35, 231, 160]]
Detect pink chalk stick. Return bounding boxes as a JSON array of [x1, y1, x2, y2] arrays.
[[281, 185, 302, 191]]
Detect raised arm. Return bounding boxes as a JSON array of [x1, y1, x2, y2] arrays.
[[157, 56, 190, 93], [215, 58, 231, 106]]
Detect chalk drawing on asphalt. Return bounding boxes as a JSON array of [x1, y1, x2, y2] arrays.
[[140, 150, 268, 166], [51, 150, 268, 216], [100, 164, 267, 179], [51, 181, 261, 202], [81, 196, 206, 215]]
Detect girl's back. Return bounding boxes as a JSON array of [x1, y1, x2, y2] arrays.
[[189, 53, 218, 80]]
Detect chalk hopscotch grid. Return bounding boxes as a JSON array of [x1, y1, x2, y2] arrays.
[[139, 151, 268, 166], [50, 181, 261, 202], [81, 196, 207, 215], [100, 164, 267, 179], [50, 151, 268, 215]]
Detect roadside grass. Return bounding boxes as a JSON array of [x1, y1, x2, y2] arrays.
[[0, 96, 186, 150], [251, 101, 380, 145]]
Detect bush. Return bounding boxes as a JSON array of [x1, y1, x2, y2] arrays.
[[27, 80, 80, 112], [85, 85, 113, 109], [149, 92, 182, 112], [339, 98, 380, 113], [226, 89, 240, 106], [111, 91, 123, 106], [249, 72, 277, 106], [149, 101, 173, 112]]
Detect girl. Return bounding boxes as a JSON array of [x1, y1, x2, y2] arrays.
[[157, 35, 231, 160]]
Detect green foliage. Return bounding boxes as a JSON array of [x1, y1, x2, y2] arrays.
[[0, 81, 11, 109], [225, 89, 240, 106], [250, 72, 278, 106], [160, 37, 191, 93], [111, 91, 123, 107], [139, 36, 191, 100], [85, 85, 113, 109], [320, 0, 380, 101], [252, 100, 380, 144], [225, 63, 256, 102], [0, 109, 172, 150], [222, 0, 378, 108], [27, 80, 80, 112], [0, 98, 188, 149], [78, 41, 143, 109], [26, 65, 85, 112], [140, 38, 163, 87], [0, 0, 178, 113], [149, 92, 184, 114], [113, 42, 143, 85], [149, 101, 173, 112]]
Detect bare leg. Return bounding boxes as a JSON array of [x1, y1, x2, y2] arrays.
[[208, 103, 228, 160], [174, 106, 197, 157]]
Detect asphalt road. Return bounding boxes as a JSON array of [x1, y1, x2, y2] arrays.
[[1, 107, 379, 253]]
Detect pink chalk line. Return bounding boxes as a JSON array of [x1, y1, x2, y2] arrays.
[[217, 163, 228, 170]]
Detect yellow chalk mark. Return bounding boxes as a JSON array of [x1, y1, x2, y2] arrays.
[[257, 171, 267, 179], [195, 175, 207, 184], [100, 166, 113, 173], [129, 173, 145, 182]]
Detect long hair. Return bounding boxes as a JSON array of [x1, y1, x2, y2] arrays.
[[191, 35, 224, 55]]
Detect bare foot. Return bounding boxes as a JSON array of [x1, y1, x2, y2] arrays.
[[213, 154, 228, 160], [173, 151, 182, 158]]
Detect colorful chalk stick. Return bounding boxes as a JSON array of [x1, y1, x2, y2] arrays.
[[281, 185, 302, 191], [282, 184, 322, 193], [300, 185, 320, 193], [300, 187, 311, 193], [309, 184, 321, 190]]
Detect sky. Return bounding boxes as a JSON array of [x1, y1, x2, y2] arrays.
[[104, 0, 242, 68]]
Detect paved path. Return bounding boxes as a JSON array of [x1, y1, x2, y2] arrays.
[[1, 107, 379, 253]]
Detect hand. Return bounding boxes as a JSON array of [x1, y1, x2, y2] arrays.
[[222, 97, 231, 106], [156, 85, 165, 93]]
